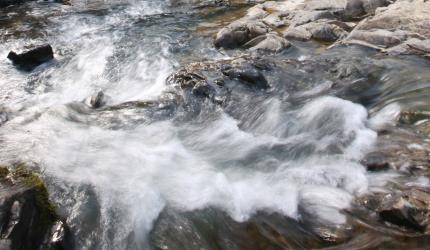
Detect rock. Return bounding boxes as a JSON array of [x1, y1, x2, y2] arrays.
[[167, 68, 206, 90], [290, 10, 336, 26], [245, 32, 291, 53], [0, 164, 72, 250], [341, 0, 430, 55], [378, 189, 430, 232], [346, 29, 408, 48], [89, 91, 106, 109], [387, 38, 430, 57], [361, 152, 390, 171], [0, 0, 28, 7], [284, 19, 349, 42], [302, 0, 391, 20], [151, 207, 341, 250], [245, 4, 269, 20], [214, 20, 271, 49], [399, 110, 430, 125], [221, 59, 269, 89], [192, 81, 215, 98], [283, 27, 313, 41], [262, 12, 289, 28], [7, 45, 54, 71], [0, 0, 68, 7]]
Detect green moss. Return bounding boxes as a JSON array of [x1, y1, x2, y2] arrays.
[[10, 163, 58, 228]]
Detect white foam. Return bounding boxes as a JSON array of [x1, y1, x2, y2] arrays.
[[0, 95, 383, 247]]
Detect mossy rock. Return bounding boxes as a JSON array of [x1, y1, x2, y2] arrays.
[[0, 163, 62, 249], [10, 163, 58, 226]]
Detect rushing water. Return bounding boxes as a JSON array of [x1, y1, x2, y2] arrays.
[[1, 0, 430, 249]]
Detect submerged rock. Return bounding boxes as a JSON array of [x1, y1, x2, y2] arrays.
[[221, 59, 270, 89], [361, 152, 390, 171], [7, 45, 54, 71], [378, 189, 430, 232], [88, 91, 106, 109], [0, 164, 72, 250]]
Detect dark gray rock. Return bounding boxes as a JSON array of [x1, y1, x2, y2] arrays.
[[361, 152, 390, 171], [7, 45, 54, 71], [89, 91, 105, 109], [221, 60, 269, 89]]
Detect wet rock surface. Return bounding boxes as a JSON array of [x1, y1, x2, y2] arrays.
[[342, 0, 430, 55], [0, 164, 72, 250]]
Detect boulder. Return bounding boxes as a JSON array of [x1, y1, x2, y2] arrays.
[[245, 32, 291, 53], [289, 10, 336, 26], [342, 0, 430, 55], [7, 45, 54, 71], [378, 189, 430, 232], [387, 38, 430, 57], [360, 152, 390, 171], [302, 0, 391, 20], [262, 12, 289, 28], [221, 59, 270, 89], [284, 19, 350, 42], [214, 20, 271, 49]]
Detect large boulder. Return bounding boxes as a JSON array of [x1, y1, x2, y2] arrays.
[[7, 45, 54, 71], [342, 0, 430, 56]]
